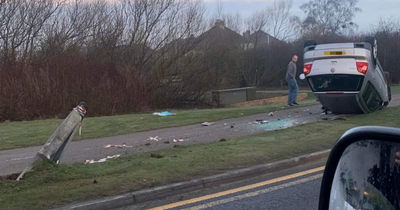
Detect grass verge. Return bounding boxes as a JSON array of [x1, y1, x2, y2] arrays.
[[0, 95, 318, 151], [391, 85, 400, 94], [1, 104, 400, 210]]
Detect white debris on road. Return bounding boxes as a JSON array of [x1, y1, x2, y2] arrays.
[[173, 139, 185, 143], [202, 122, 214, 126], [148, 136, 160, 141], [85, 154, 121, 164], [104, 144, 133, 149]]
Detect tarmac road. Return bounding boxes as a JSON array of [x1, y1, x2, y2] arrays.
[[115, 161, 326, 210]]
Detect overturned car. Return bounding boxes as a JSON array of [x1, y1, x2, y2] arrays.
[[301, 37, 391, 114]]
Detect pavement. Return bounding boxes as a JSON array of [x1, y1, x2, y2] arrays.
[[1, 93, 400, 176], [114, 160, 326, 210]]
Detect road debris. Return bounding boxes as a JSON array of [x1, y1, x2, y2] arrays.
[[202, 122, 214, 126], [104, 144, 133, 149], [268, 112, 274, 116], [85, 154, 120, 164], [224, 123, 227, 125], [322, 116, 348, 121], [303, 109, 309, 112], [164, 141, 170, 144], [220, 138, 227, 142], [145, 143, 151, 146], [152, 111, 176, 116], [148, 136, 160, 141], [173, 139, 185, 143], [230, 125, 234, 128], [150, 153, 164, 158], [251, 120, 269, 124]]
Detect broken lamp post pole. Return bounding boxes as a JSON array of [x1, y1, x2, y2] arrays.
[[16, 102, 88, 181]]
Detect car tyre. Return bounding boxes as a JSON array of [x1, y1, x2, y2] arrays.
[[384, 101, 389, 107], [384, 71, 391, 102], [304, 40, 317, 48], [364, 36, 377, 66]]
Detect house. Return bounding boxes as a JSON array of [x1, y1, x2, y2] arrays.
[[191, 19, 248, 52], [250, 30, 280, 46], [161, 20, 280, 55], [242, 30, 281, 50]]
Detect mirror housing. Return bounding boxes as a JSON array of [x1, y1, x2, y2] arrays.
[[319, 126, 400, 210]]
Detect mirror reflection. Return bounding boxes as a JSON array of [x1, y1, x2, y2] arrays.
[[330, 140, 400, 210]]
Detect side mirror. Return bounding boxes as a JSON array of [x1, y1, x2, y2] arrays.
[[319, 126, 400, 210], [299, 74, 306, 80]]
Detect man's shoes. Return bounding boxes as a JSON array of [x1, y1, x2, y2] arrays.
[[288, 104, 294, 106], [293, 102, 299, 105]]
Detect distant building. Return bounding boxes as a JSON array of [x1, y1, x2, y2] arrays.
[[248, 30, 280, 47], [192, 19, 248, 52], [193, 20, 280, 51], [161, 19, 281, 54]]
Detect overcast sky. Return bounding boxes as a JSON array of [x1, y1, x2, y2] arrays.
[[204, 0, 400, 32]]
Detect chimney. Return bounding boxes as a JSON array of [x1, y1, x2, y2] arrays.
[[243, 30, 250, 41], [215, 19, 225, 27]]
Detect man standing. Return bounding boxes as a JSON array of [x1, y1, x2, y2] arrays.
[[286, 55, 299, 106]]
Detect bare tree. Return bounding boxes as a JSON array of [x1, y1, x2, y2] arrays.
[[207, 0, 244, 34], [0, 0, 63, 63], [371, 17, 400, 83], [267, 0, 297, 41], [300, 0, 361, 36]]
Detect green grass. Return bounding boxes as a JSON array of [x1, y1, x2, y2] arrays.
[[391, 85, 400, 94], [0, 96, 318, 151], [1, 105, 400, 210]]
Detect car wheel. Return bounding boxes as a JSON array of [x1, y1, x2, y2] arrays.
[[384, 72, 391, 101], [304, 40, 317, 48], [364, 36, 377, 66], [384, 101, 389, 107]]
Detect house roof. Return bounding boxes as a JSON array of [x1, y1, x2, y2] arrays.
[[249, 30, 280, 44], [161, 21, 281, 53]]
